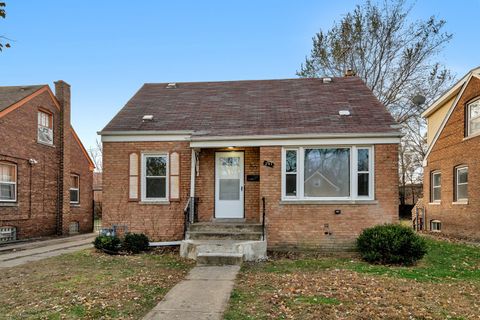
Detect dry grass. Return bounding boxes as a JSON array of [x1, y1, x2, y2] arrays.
[[225, 238, 480, 319], [0, 248, 194, 319]]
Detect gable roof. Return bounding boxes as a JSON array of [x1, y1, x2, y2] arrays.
[[101, 77, 400, 138], [0, 83, 94, 170], [423, 67, 480, 165], [0, 85, 46, 111]]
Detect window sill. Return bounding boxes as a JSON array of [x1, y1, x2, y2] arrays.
[[280, 199, 378, 205], [428, 202, 441, 205], [463, 132, 480, 141], [70, 204, 81, 208], [139, 200, 170, 205], [37, 141, 55, 148], [0, 202, 18, 207], [452, 201, 468, 205]]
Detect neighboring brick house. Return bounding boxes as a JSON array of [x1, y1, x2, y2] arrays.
[[100, 77, 400, 251], [418, 66, 480, 240], [0, 81, 95, 241]]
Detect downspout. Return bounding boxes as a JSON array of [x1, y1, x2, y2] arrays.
[[189, 149, 196, 223]]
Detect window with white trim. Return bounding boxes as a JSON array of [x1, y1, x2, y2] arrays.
[[38, 110, 53, 145], [431, 171, 441, 202], [467, 98, 480, 136], [455, 166, 468, 202], [70, 174, 80, 204], [142, 154, 168, 201], [430, 220, 441, 232], [0, 162, 17, 202], [282, 146, 374, 200]]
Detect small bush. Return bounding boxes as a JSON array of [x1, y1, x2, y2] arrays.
[[357, 224, 427, 265], [93, 235, 121, 253], [122, 233, 150, 254]]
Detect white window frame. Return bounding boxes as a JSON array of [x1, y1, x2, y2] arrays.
[[70, 174, 80, 204], [281, 146, 374, 201], [430, 220, 441, 232], [0, 162, 17, 202], [141, 153, 169, 202], [467, 98, 480, 137], [431, 171, 441, 203], [37, 110, 54, 145], [455, 166, 468, 202]]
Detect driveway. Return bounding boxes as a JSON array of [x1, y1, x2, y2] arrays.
[[0, 233, 95, 268]]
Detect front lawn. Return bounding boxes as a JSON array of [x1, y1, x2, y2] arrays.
[[0, 249, 194, 319], [225, 238, 480, 319]]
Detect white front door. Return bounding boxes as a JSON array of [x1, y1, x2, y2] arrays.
[[215, 152, 244, 218]]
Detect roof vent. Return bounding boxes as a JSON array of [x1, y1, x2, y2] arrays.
[[322, 77, 332, 84], [339, 110, 351, 116], [166, 83, 177, 89], [142, 115, 154, 121]]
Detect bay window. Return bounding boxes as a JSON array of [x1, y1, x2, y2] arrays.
[[282, 146, 374, 200], [141, 153, 168, 201], [0, 162, 17, 202]]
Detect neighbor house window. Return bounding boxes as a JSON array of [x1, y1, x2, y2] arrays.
[[0, 162, 17, 202], [467, 98, 480, 136], [142, 154, 168, 201], [455, 166, 468, 202], [431, 171, 441, 202], [70, 174, 80, 204], [430, 220, 441, 232], [37, 110, 53, 145], [282, 146, 373, 200]]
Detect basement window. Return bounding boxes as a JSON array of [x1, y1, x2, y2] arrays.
[[430, 220, 441, 232]]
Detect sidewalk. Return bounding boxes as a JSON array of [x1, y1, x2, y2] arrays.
[[0, 233, 96, 268], [143, 265, 240, 320]]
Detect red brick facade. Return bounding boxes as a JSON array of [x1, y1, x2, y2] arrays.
[[103, 141, 398, 249], [0, 85, 93, 240], [422, 77, 480, 240]]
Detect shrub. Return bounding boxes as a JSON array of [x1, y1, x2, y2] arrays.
[[122, 233, 150, 253], [93, 235, 121, 253], [357, 224, 427, 265]]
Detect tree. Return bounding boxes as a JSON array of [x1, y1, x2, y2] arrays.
[[297, 0, 454, 206], [0, 2, 11, 51], [88, 139, 103, 172]]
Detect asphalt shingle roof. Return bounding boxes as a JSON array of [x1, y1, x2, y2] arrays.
[[102, 77, 400, 137], [0, 85, 45, 112]]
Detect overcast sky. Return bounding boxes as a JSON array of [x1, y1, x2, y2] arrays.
[[1, 0, 479, 150]]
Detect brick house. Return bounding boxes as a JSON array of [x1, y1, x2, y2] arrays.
[[417, 66, 480, 240], [0, 81, 95, 241], [100, 77, 400, 255]]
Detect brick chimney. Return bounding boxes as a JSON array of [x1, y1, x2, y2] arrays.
[[54, 80, 71, 235]]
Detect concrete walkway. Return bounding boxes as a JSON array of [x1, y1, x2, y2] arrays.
[[0, 233, 95, 268], [143, 265, 240, 320]]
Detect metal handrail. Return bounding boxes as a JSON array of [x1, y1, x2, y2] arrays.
[[262, 197, 266, 241]]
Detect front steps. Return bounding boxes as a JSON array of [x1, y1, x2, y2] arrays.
[[181, 222, 267, 265], [180, 239, 267, 265]]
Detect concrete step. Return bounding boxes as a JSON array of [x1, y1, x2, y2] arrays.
[[196, 253, 243, 266], [180, 239, 267, 262], [187, 230, 263, 241], [189, 223, 263, 233]]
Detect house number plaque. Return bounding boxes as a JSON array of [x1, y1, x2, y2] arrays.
[[263, 160, 274, 168]]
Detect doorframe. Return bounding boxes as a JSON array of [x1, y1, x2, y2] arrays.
[[214, 150, 245, 219]]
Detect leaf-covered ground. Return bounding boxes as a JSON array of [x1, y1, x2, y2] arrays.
[[225, 238, 480, 319], [0, 248, 194, 319]]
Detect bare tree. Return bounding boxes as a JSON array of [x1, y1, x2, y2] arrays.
[[88, 139, 103, 172], [0, 2, 11, 51], [297, 0, 454, 206]]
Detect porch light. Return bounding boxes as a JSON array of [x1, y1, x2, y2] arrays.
[[227, 147, 235, 149]]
